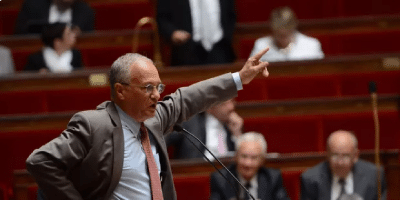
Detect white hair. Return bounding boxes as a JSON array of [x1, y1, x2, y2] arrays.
[[235, 131, 267, 153]]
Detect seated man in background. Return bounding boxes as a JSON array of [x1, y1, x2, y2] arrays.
[[250, 7, 324, 62], [0, 46, 15, 76], [24, 23, 82, 73], [15, 0, 94, 34], [301, 130, 387, 200], [210, 132, 290, 200], [166, 99, 243, 160]]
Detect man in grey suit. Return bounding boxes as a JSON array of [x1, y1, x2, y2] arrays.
[[301, 130, 387, 200], [26, 48, 270, 200]]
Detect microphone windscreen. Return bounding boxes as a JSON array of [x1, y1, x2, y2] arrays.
[[369, 81, 377, 93], [173, 124, 183, 132]]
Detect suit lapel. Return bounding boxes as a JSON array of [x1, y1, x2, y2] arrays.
[[257, 170, 268, 200], [321, 162, 333, 200], [352, 162, 366, 197], [103, 102, 125, 199]]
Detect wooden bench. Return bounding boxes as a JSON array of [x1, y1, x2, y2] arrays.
[[1, 53, 399, 92]]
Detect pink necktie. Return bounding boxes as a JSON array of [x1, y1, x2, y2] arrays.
[[140, 123, 164, 200]]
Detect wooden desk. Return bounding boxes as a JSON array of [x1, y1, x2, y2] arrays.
[[13, 150, 400, 200], [0, 95, 398, 133], [1, 53, 399, 92]]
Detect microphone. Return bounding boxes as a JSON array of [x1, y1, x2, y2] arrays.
[[369, 81, 382, 200], [173, 125, 257, 200]]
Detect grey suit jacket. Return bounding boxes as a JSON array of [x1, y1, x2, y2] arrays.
[[210, 164, 290, 200], [26, 73, 238, 200], [300, 160, 387, 200], [166, 112, 236, 159]]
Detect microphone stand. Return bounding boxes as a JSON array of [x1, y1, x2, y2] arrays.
[[369, 81, 381, 200], [173, 125, 257, 200]]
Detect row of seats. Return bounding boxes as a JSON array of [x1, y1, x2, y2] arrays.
[[1, 110, 398, 194], [2, 70, 399, 115], [1, 0, 400, 35], [22, 171, 302, 200], [244, 110, 400, 153], [0, 2, 153, 36], [8, 29, 400, 71]]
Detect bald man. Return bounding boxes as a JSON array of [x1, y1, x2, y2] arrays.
[[301, 130, 387, 200], [210, 132, 289, 200], [26, 48, 270, 200]]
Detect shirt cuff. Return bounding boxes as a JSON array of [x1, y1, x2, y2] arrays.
[[232, 72, 243, 91]]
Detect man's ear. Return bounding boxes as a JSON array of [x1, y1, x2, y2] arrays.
[[114, 83, 125, 100]]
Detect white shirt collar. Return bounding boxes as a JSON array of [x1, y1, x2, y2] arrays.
[[115, 105, 141, 136], [238, 172, 258, 199], [42, 47, 73, 73], [48, 3, 73, 24], [331, 172, 354, 200]]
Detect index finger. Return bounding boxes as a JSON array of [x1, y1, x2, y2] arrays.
[[250, 47, 269, 61]]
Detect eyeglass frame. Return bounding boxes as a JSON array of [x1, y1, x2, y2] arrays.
[[120, 82, 165, 94], [328, 153, 356, 163]]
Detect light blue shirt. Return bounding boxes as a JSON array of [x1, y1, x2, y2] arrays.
[[111, 106, 161, 200], [110, 73, 242, 199]]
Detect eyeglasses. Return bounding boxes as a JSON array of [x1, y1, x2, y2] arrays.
[[329, 153, 353, 163], [121, 82, 165, 94]]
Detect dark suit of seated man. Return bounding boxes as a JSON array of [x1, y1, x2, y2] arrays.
[[166, 98, 243, 160], [15, 0, 94, 35], [210, 132, 290, 200], [301, 130, 387, 200]]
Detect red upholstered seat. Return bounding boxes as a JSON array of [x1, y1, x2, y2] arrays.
[[266, 74, 340, 100], [0, 8, 19, 36], [46, 87, 111, 112], [11, 48, 37, 72], [0, 182, 10, 200], [27, 185, 38, 200], [0, 90, 48, 115], [281, 170, 302, 200], [80, 45, 153, 68], [244, 115, 322, 153], [92, 2, 154, 31], [340, 70, 400, 96], [243, 110, 400, 153], [0, 130, 62, 194], [322, 111, 400, 151], [174, 175, 210, 200]]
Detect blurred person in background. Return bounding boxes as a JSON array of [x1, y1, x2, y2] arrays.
[[250, 7, 324, 62], [301, 130, 386, 200], [15, 0, 94, 34], [24, 23, 82, 73], [157, 0, 236, 66], [210, 132, 290, 200], [166, 98, 243, 160], [0, 46, 15, 76]]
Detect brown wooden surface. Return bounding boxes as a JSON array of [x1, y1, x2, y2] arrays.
[[1, 95, 398, 132], [13, 150, 400, 200], [0, 53, 399, 92]]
